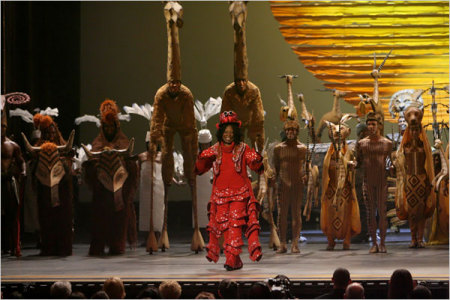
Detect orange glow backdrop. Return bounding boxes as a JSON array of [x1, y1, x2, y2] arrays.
[[270, 1, 449, 124]]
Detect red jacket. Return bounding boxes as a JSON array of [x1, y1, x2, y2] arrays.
[[195, 142, 263, 205]]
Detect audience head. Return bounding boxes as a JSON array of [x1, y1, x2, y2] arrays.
[[137, 287, 161, 299], [218, 279, 239, 299], [248, 281, 271, 299], [8, 291, 24, 299], [69, 291, 87, 299], [90, 290, 109, 299], [410, 285, 432, 299], [195, 291, 215, 299], [103, 277, 125, 299], [269, 275, 293, 299], [388, 269, 415, 299], [344, 282, 365, 299], [159, 280, 182, 299], [332, 268, 351, 289], [50, 281, 72, 299]]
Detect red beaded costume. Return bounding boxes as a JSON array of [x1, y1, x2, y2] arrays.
[[195, 111, 263, 271]]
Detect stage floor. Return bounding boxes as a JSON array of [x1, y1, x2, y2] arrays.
[[1, 233, 449, 283], [2, 231, 448, 283]]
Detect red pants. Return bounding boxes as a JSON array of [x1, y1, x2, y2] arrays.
[[206, 199, 262, 269]]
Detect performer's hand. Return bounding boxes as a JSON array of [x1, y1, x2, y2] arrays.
[[18, 172, 26, 185], [257, 173, 267, 205], [347, 161, 356, 170], [301, 175, 308, 185], [389, 165, 396, 177]]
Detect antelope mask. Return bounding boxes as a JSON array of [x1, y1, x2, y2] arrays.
[[81, 138, 134, 211], [22, 130, 75, 207]]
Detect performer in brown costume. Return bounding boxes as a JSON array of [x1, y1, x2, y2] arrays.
[[149, 1, 204, 252], [24, 114, 74, 256], [427, 139, 448, 245], [320, 118, 360, 250], [195, 111, 263, 271], [355, 112, 392, 253], [82, 100, 138, 255], [395, 106, 435, 248], [273, 119, 307, 254], [1, 109, 26, 257], [221, 1, 265, 151]]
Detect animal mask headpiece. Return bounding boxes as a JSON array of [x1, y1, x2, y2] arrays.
[[216, 110, 242, 129], [100, 99, 120, 126], [404, 105, 423, 127], [365, 111, 382, 125], [33, 113, 55, 131], [283, 119, 300, 131]]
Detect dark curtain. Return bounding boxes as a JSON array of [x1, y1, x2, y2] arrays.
[[1, 1, 80, 141]]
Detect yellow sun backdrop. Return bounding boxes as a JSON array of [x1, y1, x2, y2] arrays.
[[270, 1, 449, 124]]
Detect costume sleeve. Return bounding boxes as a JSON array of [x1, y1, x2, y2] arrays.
[[386, 139, 393, 157], [300, 145, 307, 177], [247, 89, 265, 150], [195, 147, 216, 175], [273, 146, 280, 178], [220, 88, 232, 113], [183, 89, 197, 134], [82, 159, 97, 190], [355, 140, 362, 168], [244, 145, 263, 173], [13, 143, 26, 177], [149, 91, 165, 150], [124, 157, 139, 201]]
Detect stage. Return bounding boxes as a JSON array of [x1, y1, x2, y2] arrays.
[[2, 230, 448, 283]]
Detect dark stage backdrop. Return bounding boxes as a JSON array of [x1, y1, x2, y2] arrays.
[[2, 1, 80, 143], [3, 1, 359, 203]]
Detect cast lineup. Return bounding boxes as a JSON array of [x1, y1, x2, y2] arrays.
[[1, 1, 448, 272]]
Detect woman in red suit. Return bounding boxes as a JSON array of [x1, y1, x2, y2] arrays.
[[195, 111, 263, 271]]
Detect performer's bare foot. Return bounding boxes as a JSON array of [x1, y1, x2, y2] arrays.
[[326, 240, 335, 251], [291, 244, 300, 253], [369, 243, 379, 253], [276, 244, 287, 254], [417, 241, 425, 248], [379, 244, 387, 253], [409, 241, 418, 248]]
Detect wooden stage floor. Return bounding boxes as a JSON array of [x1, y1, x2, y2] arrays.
[[2, 231, 448, 283]]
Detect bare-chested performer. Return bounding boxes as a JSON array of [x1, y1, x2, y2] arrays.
[[356, 112, 392, 253], [1, 109, 26, 257]]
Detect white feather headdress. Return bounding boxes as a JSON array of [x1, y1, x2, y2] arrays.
[[123, 103, 153, 121], [173, 151, 184, 177], [9, 108, 34, 123], [73, 144, 92, 171], [9, 106, 59, 123], [32, 106, 59, 116], [194, 97, 222, 128], [75, 115, 101, 127]]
